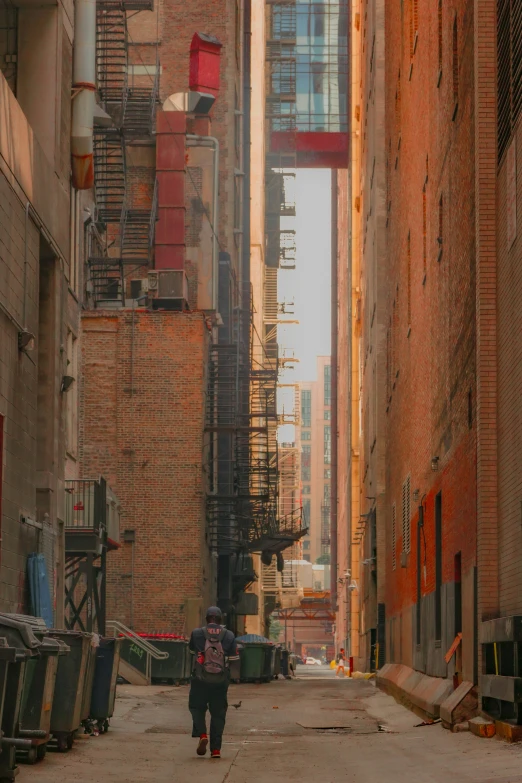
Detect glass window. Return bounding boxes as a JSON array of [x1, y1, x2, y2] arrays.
[[324, 425, 331, 464], [303, 539, 311, 550], [301, 429, 311, 440], [302, 485, 311, 495], [324, 364, 331, 406], [303, 498, 311, 524], [301, 389, 312, 427], [324, 468, 331, 479], [324, 410, 331, 420], [301, 444, 311, 481]]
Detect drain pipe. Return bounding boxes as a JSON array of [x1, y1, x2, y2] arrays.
[[186, 134, 219, 311], [71, 0, 96, 189]]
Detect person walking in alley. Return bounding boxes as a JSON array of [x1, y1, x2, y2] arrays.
[[336, 648, 346, 677], [188, 606, 239, 759]]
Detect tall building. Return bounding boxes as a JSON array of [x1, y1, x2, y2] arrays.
[[0, 2, 92, 626], [297, 357, 331, 564]]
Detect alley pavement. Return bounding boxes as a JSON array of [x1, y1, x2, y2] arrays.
[[20, 666, 522, 783]]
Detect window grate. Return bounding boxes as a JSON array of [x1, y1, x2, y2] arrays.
[[392, 503, 397, 570], [497, 0, 522, 160], [402, 476, 411, 554]]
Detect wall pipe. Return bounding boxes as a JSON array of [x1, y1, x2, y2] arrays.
[[186, 134, 220, 311], [71, 0, 96, 190], [331, 169, 339, 612]]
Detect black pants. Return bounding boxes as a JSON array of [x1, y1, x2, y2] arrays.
[[189, 678, 229, 751]]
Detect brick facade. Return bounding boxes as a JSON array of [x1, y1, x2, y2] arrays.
[[80, 310, 214, 633], [377, 0, 478, 680]]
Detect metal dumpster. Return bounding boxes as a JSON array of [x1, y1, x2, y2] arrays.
[[281, 649, 296, 679], [48, 630, 91, 751], [89, 636, 122, 733], [80, 635, 99, 734], [0, 617, 41, 780], [273, 646, 282, 678], [237, 643, 271, 682], [138, 636, 187, 685]]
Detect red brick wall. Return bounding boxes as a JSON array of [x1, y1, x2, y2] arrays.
[[383, 0, 477, 676], [80, 310, 214, 633]]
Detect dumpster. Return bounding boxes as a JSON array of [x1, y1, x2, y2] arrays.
[[137, 635, 187, 685], [18, 635, 67, 763], [236, 635, 274, 683], [273, 646, 282, 678], [0, 616, 41, 780], [89, 636, 122, 733], [281, 649, 296, 679], [48, 630, 91, 751], [80, 635, 99, 735]]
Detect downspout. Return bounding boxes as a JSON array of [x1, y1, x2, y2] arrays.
[[331, 169, 339, 613], [71, 0, 96, 190], [186, 134, 220, 311]]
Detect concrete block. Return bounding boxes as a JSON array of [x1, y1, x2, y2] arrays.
[[440, 681, 478, 727], [494, 721, 522, 743], [469, 716, 496, 738]]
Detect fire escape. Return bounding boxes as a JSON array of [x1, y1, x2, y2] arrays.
[[89, 1, 159, 306]]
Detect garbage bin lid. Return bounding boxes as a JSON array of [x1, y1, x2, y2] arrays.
[[236, 634, 272, 644], [0, 614, 41, 650], [40, 636, 69, 656]]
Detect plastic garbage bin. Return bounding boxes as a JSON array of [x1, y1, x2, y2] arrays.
[[48, 630, 91, 751], [0, 616, 41, 781], [273, 646, 282, 678], [89, 637, 122, 733], [238, 643, 269, 682]]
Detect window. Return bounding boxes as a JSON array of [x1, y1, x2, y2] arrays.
[[422, 186, 427, 279], [303, 499, 311, 525], [302, 485, 311, 495], [392, 503, 397, 570], [303, 539, 311, 551], [438, 0, 443, 81], [402, 475, 411, 554], [301, 430, 311, 440], [452, 17, 459, 115], [407, 231, 412, 330], [324, 410, 331, 420], [497, 0, 522, 159], [301, 445, 311, 481], [301, 390, 311, 427], [435, 492, 442, 640], [65, 331, 78, 457], [0, 6, 18, 94], [324, 469, 331, 479], [324, 364, 331, 406], [438, 195, 443, 261], [324, 425, 331, 465]]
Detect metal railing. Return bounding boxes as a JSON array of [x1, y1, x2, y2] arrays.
[[107, 619, 169, 682]]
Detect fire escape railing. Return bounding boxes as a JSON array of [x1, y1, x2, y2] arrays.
[[89, 1, 158, 308]]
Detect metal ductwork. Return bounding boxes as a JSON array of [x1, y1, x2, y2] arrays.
[[71, 0, 96, 189]]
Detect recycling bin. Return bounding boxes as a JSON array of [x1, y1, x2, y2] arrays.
[[89, 636, 122, 733], [0, 616, 41, 779], [48, 630, 91, 751]]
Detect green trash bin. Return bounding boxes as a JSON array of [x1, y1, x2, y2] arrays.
[[273, 646, 282, 678], [138, 636, 187, 684], [0, 616, 41, 780], [48, 630, 91, 751], [238, 643, 267, 682], [80, 637, 98, 734]]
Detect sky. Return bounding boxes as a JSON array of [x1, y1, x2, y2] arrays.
[[277, 169, 332, 440]]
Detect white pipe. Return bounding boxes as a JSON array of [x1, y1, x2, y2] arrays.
[[186, 134, 220, 311], [72, 0, 96, 190]]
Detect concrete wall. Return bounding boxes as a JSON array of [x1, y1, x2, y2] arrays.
[[80, 310, 214, 634]]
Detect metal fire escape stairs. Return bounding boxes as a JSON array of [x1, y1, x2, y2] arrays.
[[88, 0, 159, 307]]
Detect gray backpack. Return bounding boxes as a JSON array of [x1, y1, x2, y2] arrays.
[[196, 627, 227, 684]]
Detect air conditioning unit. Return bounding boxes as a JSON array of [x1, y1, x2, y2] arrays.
[[147, 270, 189, 310]]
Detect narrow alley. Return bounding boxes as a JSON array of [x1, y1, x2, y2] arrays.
[[19, 670, 522, 783]]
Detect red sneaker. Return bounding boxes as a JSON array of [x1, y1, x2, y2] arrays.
[[211, 749, 221, 759], [197, 735, 208, 756]]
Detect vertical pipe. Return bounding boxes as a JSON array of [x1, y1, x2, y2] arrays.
[[242, 0, 252, 294], [331, 170, 339, 611], [71, 0, 96, 189]]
